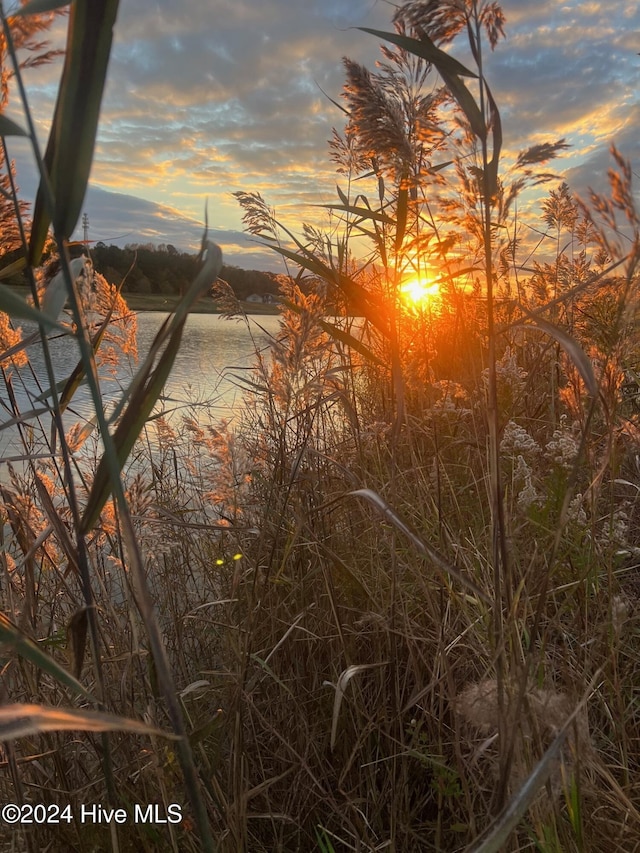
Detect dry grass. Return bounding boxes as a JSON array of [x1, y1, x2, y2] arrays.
[[2, 216, 640, 852]]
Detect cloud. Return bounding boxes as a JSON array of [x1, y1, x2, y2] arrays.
[[5, 0, 639, 270], [489, 1, 639, 149], [77, 186, 284, 270]]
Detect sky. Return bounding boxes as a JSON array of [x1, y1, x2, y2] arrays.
[[6, 0, 640, 271]]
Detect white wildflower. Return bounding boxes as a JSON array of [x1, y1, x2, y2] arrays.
[[517, 477, 541, 511], [483, 347, 527, 398], [431, 380, 471, 415], [566, 492, 587, 527], [514, 455, 541, 511], [597, 506, 630, 550], [545, 424, 580, 470], [611, 593, 631, 639], [500, 420, 540, 461]]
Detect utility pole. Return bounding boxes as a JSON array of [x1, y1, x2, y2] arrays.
[[82, 212, 89, 247]]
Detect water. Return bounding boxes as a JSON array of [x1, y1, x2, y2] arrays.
[[0, 312, 281, 470], [133, 311, 279, 415]]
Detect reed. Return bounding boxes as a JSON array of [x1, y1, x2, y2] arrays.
[[227, 2, 640, 850]]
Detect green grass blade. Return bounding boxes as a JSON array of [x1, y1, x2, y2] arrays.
[[315, 827, 337, 853], [318, 318, 386, 367], [467, 731, 568, 852], [358, 28, 485, 138], [485, 83, 502, 199], [357, 27, 478, 78], [518, 311, 598, 397], [29, 0, 120, 264], [79, 241, 223, 533], [0, 257, 26, 279], [79, 317, 186, 533], [316, 203, 395, 225], [279, 296, 386, 366], [0, 114, 28, 136], [437, 66, 486, 140], [0, 613, 95, 702], [15, 0, 71, 14], [269, 244, 391, 335], [350, 488, 491, 603], [0, 282, 67, 331], [0, 407, 51, 431], [467, 686, 595, 853]]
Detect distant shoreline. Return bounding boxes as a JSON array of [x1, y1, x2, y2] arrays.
[[124, 292, 280, 315], [8, 285, 281, 316]]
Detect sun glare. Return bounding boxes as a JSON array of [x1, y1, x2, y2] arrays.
[[401, 275, 441, 307]]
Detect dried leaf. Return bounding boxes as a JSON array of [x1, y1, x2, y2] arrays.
[[0, 704, 179, 741], [517, 311, 597, 397], [329, 663, 387, 750]]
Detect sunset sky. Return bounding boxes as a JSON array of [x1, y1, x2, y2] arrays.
[[8, 0, 640, 270]]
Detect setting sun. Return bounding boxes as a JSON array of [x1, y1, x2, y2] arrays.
[[400, 275, 441, 307]]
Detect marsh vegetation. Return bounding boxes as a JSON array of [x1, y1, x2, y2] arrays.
[[0, 2, 638, 851]]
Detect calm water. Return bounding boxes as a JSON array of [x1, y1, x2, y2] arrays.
[[0, 312, 280, 468], [133, 311, 279, 414]]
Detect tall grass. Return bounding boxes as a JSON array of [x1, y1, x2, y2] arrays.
[[0, 1, 639, 852], [0, 3, 219, 851], [226, 2, 640, 851]]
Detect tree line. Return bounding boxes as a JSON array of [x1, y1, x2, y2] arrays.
[[0, 241, 281, 301], [89, 242, 281, 300]]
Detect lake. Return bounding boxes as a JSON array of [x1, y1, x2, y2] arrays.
[[133, 311, 280, 415], [0, 312, 281, 470]]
